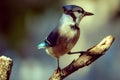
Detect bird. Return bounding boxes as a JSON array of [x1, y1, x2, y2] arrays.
[[37, 5, 94, 70]]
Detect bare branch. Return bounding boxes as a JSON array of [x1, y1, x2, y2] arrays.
[[0, 56, 13, 80], [49, 35, 115, 80]]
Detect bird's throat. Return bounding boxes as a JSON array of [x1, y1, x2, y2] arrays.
[[75, 17, 83, 27]]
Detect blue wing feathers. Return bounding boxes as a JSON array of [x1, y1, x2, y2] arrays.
[[46, 29, 59, 46], [38, 27, 59, 49], [37, 41, 49, 49]]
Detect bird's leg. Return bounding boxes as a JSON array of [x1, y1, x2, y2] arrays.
[[68, 51, 87, 55], [56, 58, 61, 72], [68, 45, 96, 55], [57, 58, 60, 69]]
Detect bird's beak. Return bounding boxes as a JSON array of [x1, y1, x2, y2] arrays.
[[84, 11, 94, 16]]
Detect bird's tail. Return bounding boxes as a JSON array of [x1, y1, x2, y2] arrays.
[[37, 41, 49, 49]]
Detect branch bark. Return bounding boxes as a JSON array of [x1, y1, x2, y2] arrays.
[[49, 35, 115, 80], [0, 56, 13, 80]]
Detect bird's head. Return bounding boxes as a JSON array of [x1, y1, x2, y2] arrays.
[[62, 5, 94, 23]]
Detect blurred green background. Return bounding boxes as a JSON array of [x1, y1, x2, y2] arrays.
[[0, 0, 120, 80]]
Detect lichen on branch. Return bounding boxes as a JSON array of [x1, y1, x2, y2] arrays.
[[0, 56, 13, 80]]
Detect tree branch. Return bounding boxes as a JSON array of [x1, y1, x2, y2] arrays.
[[0, 56, 13, 80], [49, 35, 115, 80]]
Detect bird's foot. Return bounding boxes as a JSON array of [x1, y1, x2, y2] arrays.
[[56, 67, 65, 77], [68, 51, 87, 55], [56, 67, 61, 73]]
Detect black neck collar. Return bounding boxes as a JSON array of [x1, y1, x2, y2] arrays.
[[71, 24, 79, 30], [66, 12, 76, 22]]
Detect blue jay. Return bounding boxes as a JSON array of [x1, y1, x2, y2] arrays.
[[37, 5, 94, 69]]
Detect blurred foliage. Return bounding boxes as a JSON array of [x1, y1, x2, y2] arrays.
[[0, 0, 63, 49]]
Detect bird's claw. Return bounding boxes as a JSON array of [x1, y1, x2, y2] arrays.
[[68, 51, 86, 55], [56, 67, 61, 73]]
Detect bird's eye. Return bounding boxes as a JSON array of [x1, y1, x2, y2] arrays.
[[78, 10, 81, 13], [78, 10, 84, 13]]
